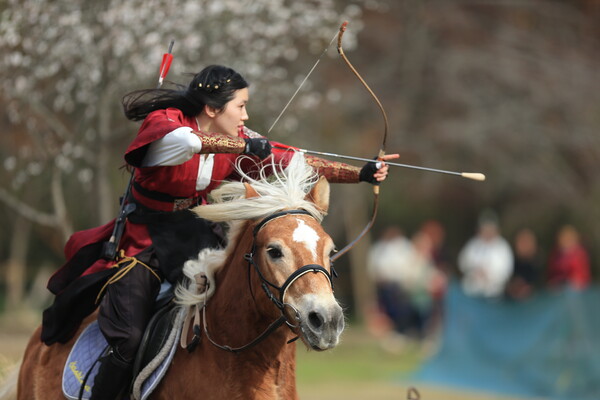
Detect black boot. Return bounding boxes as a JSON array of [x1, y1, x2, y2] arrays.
[[90, 348, 132, 400]]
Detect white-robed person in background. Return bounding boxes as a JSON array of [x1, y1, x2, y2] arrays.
[[458, 211, 513, 298]]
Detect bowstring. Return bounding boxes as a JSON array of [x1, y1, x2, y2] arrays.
[[267, 30, 339, 134]]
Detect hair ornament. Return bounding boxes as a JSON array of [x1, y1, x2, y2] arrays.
[[197, 76, 232, 92]]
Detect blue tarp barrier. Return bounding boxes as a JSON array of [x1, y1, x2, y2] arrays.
[[416, 281, 600, 399]]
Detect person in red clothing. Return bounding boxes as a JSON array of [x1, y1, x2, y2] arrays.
[[547, 225, 591, 290], [41, 65, 398, 399]]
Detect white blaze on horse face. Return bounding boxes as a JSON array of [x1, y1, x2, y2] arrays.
[[292, 218, 319, 262]]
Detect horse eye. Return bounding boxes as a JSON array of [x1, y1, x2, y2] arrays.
[[267, 247, 283, 259]]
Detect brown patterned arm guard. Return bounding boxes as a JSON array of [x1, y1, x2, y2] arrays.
[[192, 131, 246, 154], [305, 155, 361, 183]]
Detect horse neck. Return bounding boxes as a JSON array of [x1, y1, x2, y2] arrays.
[[207, 220, 296, 360], [171, 221, 299, 399]]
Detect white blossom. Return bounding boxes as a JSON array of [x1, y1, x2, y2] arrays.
[[77, 168, 94, 184], [3, 157, 17, 171], [27, 162, 43, 176]]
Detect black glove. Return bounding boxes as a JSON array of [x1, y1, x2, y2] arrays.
[[359, 159, 381, 185], [244, 138, 272, 160]]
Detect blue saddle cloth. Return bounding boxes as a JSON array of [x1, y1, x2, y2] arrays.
[[62, 318, 180, 400], [62, 322, 106, 400]]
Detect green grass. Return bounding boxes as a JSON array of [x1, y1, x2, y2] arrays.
[[295, 326, 430, 400], [296, 328, 422, 384]]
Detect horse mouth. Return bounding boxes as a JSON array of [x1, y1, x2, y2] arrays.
[[299, 323, 343, 351], [297, 305, 345, 351]]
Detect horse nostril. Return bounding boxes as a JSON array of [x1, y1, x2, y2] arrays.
[[308, 311, 324, 330]]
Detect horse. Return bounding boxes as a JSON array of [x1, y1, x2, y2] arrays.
[[17, 154, 345, 400]]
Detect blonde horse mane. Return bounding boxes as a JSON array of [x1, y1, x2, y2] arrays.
[[175, 152, 326, 306], [194, 153, 325, 223]]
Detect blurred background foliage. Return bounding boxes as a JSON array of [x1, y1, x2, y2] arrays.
[[0, 0, 599, 319]]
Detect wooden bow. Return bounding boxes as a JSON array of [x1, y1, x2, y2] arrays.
[[331, 21, 389, 262]]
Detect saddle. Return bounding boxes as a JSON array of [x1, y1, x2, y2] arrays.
[[62, 283, 184, 400]]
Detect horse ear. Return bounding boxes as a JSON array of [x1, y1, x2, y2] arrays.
[[244, 182, 260, 199], [306, 176, 330, 213]]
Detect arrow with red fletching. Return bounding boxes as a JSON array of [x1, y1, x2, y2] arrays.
[[157, 40, 174, 88]]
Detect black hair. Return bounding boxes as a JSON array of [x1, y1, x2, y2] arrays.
[[122, 65, 248, 121]]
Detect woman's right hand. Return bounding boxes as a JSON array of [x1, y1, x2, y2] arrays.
[[244, 138, 272, 159]]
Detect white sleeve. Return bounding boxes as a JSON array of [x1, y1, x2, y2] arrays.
[[141, 127, 203, 167], [457, 240, 475, 273], [488, 240, 514, 284]]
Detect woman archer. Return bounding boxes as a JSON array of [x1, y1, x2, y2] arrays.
[[40, 64, 399, 400]]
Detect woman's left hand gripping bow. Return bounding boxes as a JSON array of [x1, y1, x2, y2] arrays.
[[359, 153, 400, 185]]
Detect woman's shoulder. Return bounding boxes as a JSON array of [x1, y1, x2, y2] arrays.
[[145, 107, 187, 122], [125, 108, 195, 166], [139, 108, 196, 132]]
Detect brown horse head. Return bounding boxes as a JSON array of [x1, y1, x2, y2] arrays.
[[247, 176, 344, 350]]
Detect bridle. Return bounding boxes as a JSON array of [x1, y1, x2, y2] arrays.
[[194, 209, 335, 354], [245, 209, 334, 316]]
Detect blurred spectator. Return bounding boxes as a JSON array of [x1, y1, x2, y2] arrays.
[[367, 226, 415, 337], [419, 220, 450, 274], [367, 226, 442, 344], [458, 211, 513, 298], [506, 228, 544, 300], [406, 231, 445, 338], [547, 225, 591, 290], [416, 220, 449, 333]]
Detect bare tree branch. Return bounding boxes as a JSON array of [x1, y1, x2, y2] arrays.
[[0, 187, 60, 228], [51, 166, 73, 241]]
